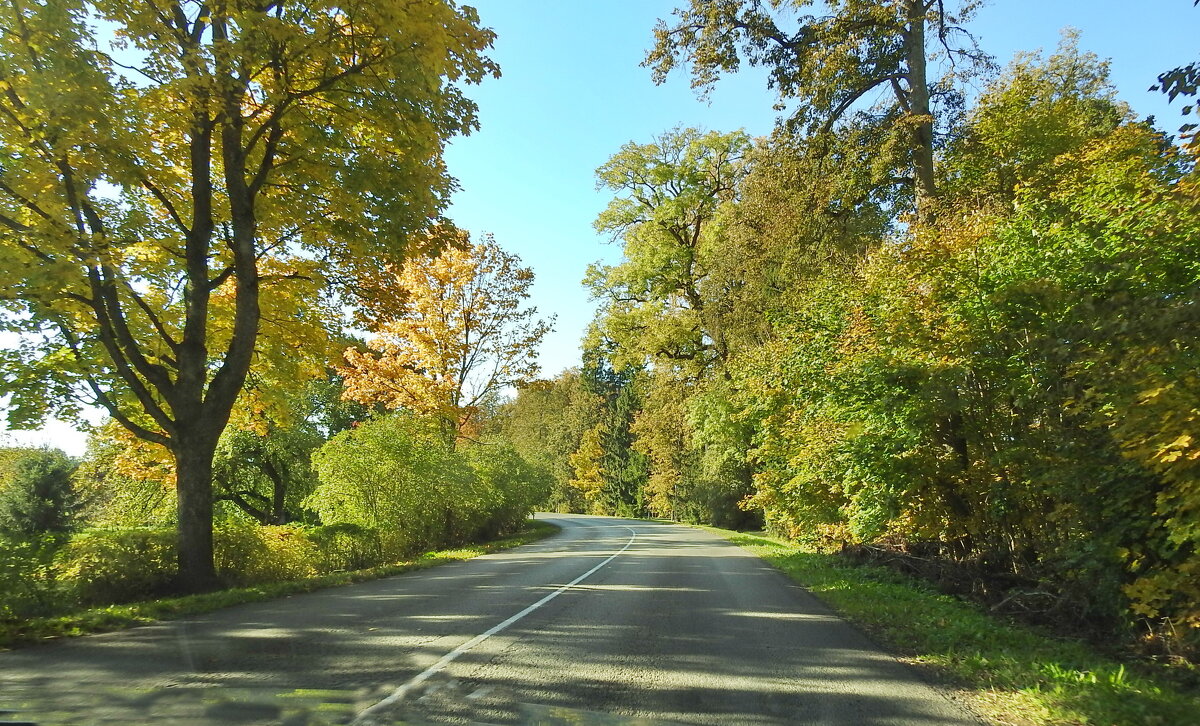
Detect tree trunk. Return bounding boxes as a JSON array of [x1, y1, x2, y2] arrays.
[[174, 438, 220, 592], [271, 466, 288, 525], [903, 0, 937, 220]]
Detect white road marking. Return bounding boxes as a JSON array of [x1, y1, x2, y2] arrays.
[[352, 525, 639, 724]]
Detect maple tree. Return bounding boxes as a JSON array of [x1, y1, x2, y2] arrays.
[[341, 236, 553, 439], [0, 0, 497, 589]]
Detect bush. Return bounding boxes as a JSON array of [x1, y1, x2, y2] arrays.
[[0, 534, 68, 619], [54, 528, 176, 605], [306, 523, 385, 572], [310, 414, 548, 553], [214, 523, 319, 586], [53, 524, 332, 603], [0, 448, 78, 535], [464, 442, 550, 538], [309, 413, 482, 554]]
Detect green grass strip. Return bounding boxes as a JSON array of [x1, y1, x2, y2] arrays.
[[709, 527, 1198, 726], [1, 520, 558, 650]]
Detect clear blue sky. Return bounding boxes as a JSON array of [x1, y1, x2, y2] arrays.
[[3, 0, 1197, 454]]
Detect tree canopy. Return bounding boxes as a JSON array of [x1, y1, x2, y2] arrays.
[[0, 0, 497, 587]]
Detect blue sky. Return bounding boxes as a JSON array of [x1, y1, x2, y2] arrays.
[[3, 0, 1197, 454]]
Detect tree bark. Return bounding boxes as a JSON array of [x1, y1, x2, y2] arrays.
[[903, 0, 938, 220], [173, 437, 220, 592]]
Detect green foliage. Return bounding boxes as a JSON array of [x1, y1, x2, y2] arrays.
[[213, 523, 319, 587], [54, 528, 177, 605], [941, 33, 1131, 207], [646, 0, 990, 217], [462, 442, 551, 537], [214, 425, 322, 525], [309, 413, 475, 551], [72, 430, 176, 528], [726, 40, 1200, 633], [310, 412, 546, 553], [0, 534, 67, 620], [591, 369, 650, 518], [492, 370, 607, 513], [0, 448, 78, 536], [0, 446, 27, 488], [305, 523, 386, 573], [588, 127, 750, 372]]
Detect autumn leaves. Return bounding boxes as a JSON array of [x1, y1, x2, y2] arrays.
[[341, 236, 552, 441]]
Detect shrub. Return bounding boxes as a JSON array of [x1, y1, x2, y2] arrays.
[[0, 534, 68, 619], [214, 523, 319, 586], [464, 442, 549, 539], [54, 528, 176, 605], [0, 448, 78, 535], [309, 413, 481, 554], [306, 523, 385, 572]]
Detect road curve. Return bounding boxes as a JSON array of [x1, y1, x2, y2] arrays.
[[0, 515, 979, 725]]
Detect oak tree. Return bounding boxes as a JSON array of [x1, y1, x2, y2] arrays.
[[646, 0, 988, 219]]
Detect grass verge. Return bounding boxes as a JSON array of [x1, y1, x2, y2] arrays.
[[708, 527, 1198, 726], [0, 520, 558, 651]]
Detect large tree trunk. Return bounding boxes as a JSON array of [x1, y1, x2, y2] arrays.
[[174, 437, 221, 592], [903, 0, 938, 220]]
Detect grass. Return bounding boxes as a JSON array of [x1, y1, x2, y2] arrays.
[[0, 520, 558, 650], [706, 527, 1198, 726]]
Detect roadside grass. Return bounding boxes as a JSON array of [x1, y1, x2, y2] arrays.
[[0, 520, 558, 651], [708, 527, 1198, 726]]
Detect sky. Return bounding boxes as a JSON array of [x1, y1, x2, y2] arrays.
[[2, 0, 1197, 455]]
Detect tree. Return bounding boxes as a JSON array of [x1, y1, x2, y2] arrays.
[[212, 373, 367, 525], [0, 448, 77, 536], [492, 370, 604, 513], [567, 424, 607, 512], [1151, 0, 1199, 155], [587, 127, 750, 372], [582, 357, 650, 518], [341, 236, 553, 439], [0, 0, 497, 589], [645, 0, 988, 219]]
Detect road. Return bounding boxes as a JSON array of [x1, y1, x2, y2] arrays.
[[0, 515, 979, 725]]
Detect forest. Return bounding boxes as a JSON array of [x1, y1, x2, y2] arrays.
[[0, 0, 1198, 674]]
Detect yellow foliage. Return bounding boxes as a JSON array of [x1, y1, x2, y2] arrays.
[[341, 236, 552, 436]]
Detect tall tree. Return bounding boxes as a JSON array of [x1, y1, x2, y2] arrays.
[[646, 0, 988, 219], [0, 0, 497, 589], [341, 236, 553, 439], [588, 127, 751, 372]]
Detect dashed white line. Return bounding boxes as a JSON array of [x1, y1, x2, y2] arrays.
[[353, 525, 639, 724]]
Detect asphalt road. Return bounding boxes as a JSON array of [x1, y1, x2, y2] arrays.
[[0, 515, 979, 725]]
